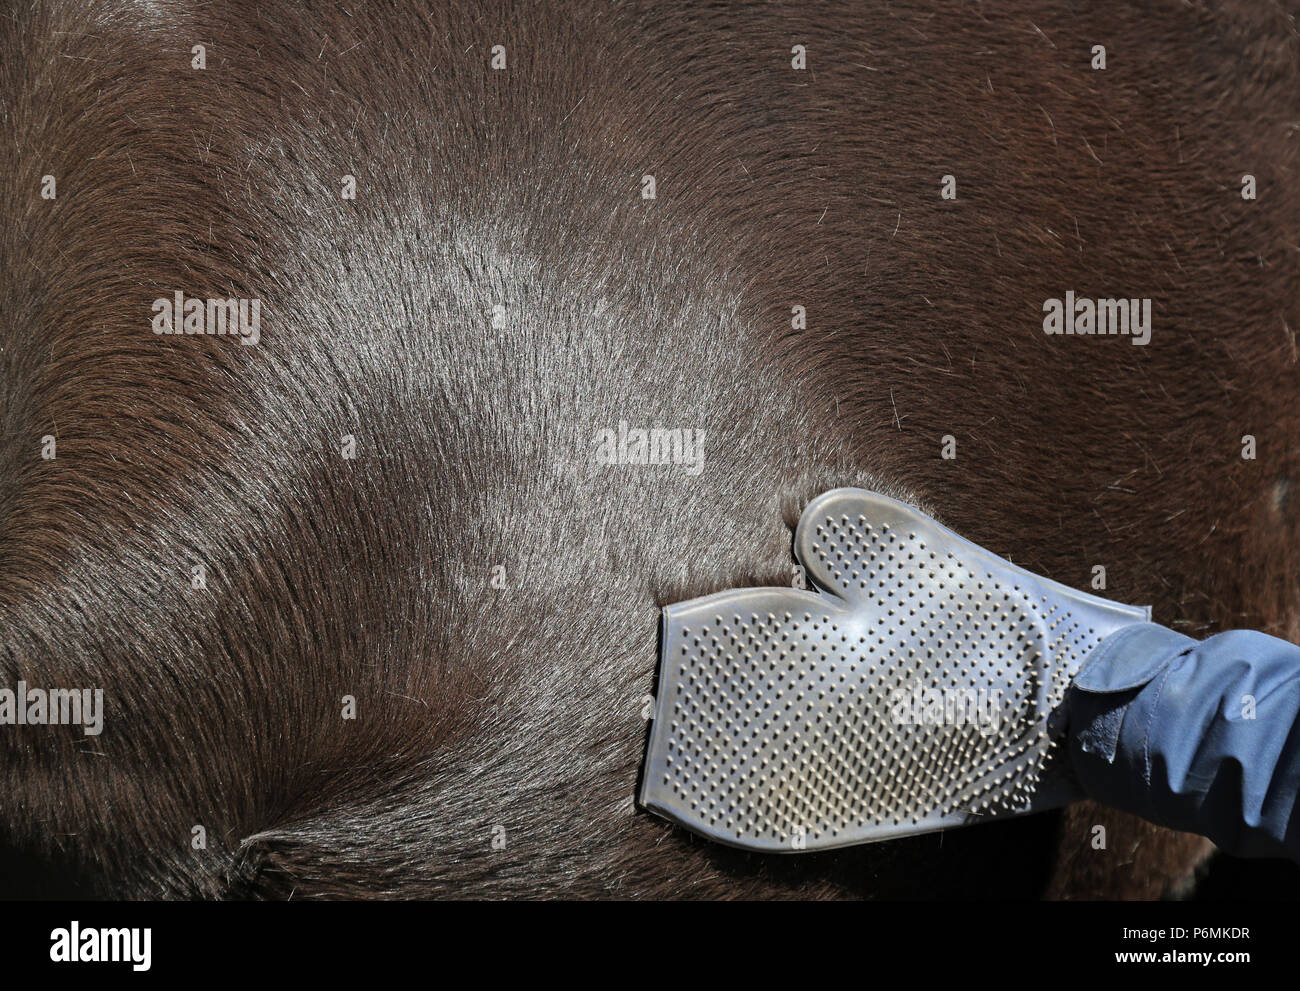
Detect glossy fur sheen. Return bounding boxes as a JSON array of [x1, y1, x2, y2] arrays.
[[1, 0, 1296, 898]]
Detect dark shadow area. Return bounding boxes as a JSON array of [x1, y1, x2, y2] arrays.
[[0, 845, 100, 900], [1192, 851, 1300, 899]]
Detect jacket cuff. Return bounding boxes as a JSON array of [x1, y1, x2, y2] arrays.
[[1072, 621, 1196, 693], [1069, 622, 1194, 768]]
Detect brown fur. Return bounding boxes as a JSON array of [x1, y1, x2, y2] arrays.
[[1, 0, 1296, 898]]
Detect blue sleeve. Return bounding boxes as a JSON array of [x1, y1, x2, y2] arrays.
[[1068, 622, 1300, 860]]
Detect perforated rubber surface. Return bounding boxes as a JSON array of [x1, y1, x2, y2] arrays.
[[640, 488, 1150, 852]]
